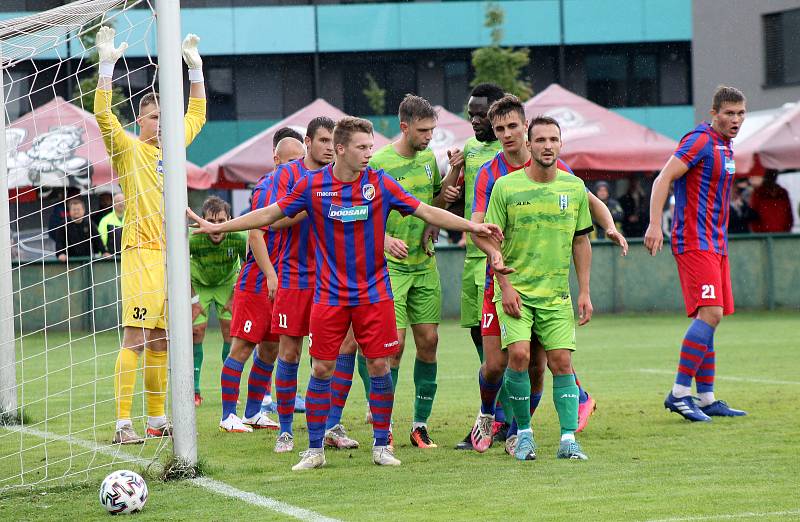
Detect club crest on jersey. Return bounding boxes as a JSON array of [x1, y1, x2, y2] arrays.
[[156, 159, 164, 174], [328, 204, 369, 222], [559, 194, 569, 210], [425, 164, 432, 180], [227, 247, 234, 258], [362, 184, 376, 201]]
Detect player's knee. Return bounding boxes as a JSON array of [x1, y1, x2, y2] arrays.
[[507, 348, 530, 371], [257, 341, 278, 363], [697, 306, 722, 327], [278, 336, 302, 362], [312, 359, 335, 379], [366, 356, 390, 377], [229, 339, 254, 362], [546, 350, 572, 375], [192, 324, 206, 343]]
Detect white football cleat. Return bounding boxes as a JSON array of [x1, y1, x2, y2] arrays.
[[219, 413, 253, 433], [274, 432, 295, 454], [292, 448, 326, 471], [324, 424, 360, 449], [242, 412, 279, 430], [372, 445, 401, 466]]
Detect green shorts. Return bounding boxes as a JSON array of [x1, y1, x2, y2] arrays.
[[193, 280, 236, 326], [460, 256, 486, 328], [496, 303, 576, 351], [389, 267, 442, 329]]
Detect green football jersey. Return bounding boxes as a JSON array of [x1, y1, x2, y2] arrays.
[[462, 137, 502, 258], [370, 144, 441, 273], [485, 169, 593, 310], [189, 230, 248, 287]]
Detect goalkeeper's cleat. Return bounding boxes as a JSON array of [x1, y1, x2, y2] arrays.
[[365, 408, 373, 424], [410, 425, 438, 449], [194, 393, 203, 407], [504, 434, 518, 456], [324, 424, 360, 449], [372, 445, 401, 466], [700, 400, 747, 417], [294, 393, 306, 413], [146, 421, 172, 438], [576, 393, 597, 433], [274, 432, 295, 453], [112, 425, 144, 445], [470, 412, 495, 453], [219, 413, 253, 433], [242, 412, 280, 430], [514, 431, 536, 461], [292, 448, 326, 471], [454, 429, 475, 450], [557, 439, 588, 460], [664, 393, 711, 422]]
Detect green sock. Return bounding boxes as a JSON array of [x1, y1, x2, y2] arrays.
[[497, 380, 513, 424], [390, 366, 400, 393], [221, 341, 231, 362], [357, 354, 370, 401], [504, 368, 531, 430], [192, 343, 203, 394], [553, 374, 579, 436], [413, 359, 438, 423]]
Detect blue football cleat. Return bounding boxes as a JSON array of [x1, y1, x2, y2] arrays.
[[294, 393, 306, 413], [664, 393, 711, 422], [700, 400, 747, 417]]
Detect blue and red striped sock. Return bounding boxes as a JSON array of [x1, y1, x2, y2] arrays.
[[326, 354, 355, 430], [305, 375, 331, 449], [508, 392, 541, 437], [220, 357, 244, 421], [244, 354, 273, 419], [275, 358, 299, 435], [478, 369, 502, 415], [696, 345, 716, 397], [674, 319, 714, 395], [369, 372, 394, 447]]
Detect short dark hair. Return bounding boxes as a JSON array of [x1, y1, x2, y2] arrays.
[[139, 92, 159, 115], [306, 116, 335, 141], [398, 94, 436, 123], [712, 85, 746, 112], [487, 94, 525, 124], [527, 115, 561, 139], [67, 197, 85, 209], [201, 195, 231, 219], [470, 83, 505, 105], [333, 116, 373, 147], [273, 127, 303, 149]]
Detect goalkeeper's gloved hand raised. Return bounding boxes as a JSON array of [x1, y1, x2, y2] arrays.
[[182, 34, 204, 83], [96, 26, 128, 78]]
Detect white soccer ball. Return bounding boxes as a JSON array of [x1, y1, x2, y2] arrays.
[[99, 469, 148, 515]]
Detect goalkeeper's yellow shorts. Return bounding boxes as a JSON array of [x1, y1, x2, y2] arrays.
[[121, 248, 167, 330]]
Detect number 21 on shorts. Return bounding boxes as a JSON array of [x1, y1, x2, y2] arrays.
[[701, 284, 716, 299]]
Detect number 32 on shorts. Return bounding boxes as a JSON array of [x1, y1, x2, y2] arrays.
[[131, 307, 148, 320], [701, 284, 716, 299]]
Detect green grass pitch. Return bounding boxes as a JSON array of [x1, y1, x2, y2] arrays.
[[1, 311, 798, 521]]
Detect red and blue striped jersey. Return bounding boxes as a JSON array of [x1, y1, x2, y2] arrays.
[[268, 159, 316, 289], [671, 122, 736, 256], [473, 152, 575, 291], [236, 173, 283, 294], [276, 164, 421, 306]]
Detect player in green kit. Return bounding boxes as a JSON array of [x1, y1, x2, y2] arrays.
[[367, 94, 445, 448], [190, 196, 248, 406], [480, 115, 593, 461]]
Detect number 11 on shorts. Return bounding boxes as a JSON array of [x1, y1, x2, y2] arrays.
[[277, 313, 287, 329]]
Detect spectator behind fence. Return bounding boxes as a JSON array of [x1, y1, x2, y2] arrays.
[[728, 178, 757, 234], [98, 192, 125, 255], [54, 198, 107, 262], [750, 171, 793, 233], [619, 176, 649, 237], [592, 181, 623, 239]]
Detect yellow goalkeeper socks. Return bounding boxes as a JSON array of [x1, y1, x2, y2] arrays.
[[114, 348, 140, 421], [144, 348, 168, 418]]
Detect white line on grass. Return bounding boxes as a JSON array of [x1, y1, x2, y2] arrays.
[[645, 508, 800, 521], [637, 369, 800, 386], [5, 425, 341, 522]]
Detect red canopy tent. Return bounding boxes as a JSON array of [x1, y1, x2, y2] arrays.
[[523, 84, 677, 177], [205, 99, 391, 185], [393, 105, 473, 174], [733, 102, 800, 176], [5, 96, 211, 192]]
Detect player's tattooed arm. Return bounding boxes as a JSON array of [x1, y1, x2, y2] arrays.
[[645, 156, 689, 256], [587, 191, 628, 256], [187, 203, 285, 234], [384, 234, 409, 259], [572, 234, 593, 326], [249, 229, 278, 299]]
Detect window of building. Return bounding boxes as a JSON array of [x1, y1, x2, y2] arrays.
[[206, 66, 235, 120], [443, 60, 469, 114], [764, 8, 800, 87]]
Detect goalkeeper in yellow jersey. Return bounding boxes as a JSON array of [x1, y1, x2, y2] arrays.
[[93, 26, 207, 444]]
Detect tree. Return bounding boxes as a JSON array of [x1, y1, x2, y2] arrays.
[[362, 73, 390, 135], [470, 3, 532, 100]]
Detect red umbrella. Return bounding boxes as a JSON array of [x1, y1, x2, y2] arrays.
[[205, 99, 391, 185], [524, 84, 677, 175], [5, 96, 212, 191], [734, 102, 800, 175]]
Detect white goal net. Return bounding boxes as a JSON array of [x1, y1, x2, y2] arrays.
[[0, 0, 184, 490]]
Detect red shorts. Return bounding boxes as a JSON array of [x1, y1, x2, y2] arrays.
[[481, 282, 501, 337], [309, 300, 399, 361], [675, 250, 734, 318], [271, 287, 313, 336], [230, 290, 279, 344]]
